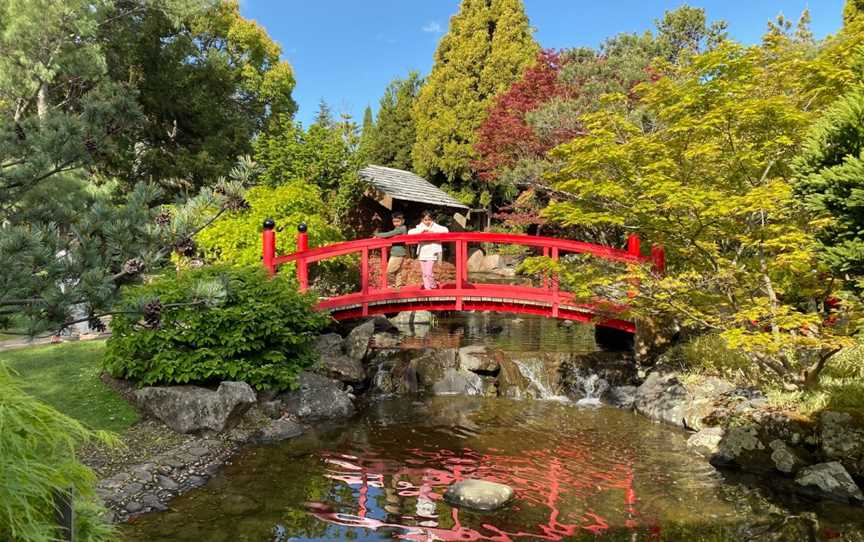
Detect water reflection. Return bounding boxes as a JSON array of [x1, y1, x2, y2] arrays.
[[121, 397, 864, 542]]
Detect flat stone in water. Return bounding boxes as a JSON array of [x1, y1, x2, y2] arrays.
[[443, 479, 514, 512]]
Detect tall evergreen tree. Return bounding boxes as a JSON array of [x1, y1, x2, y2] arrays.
[[359, 105, 375, 160], [795, 89, 864, 276], [367, 72, 422, 171], [412, 0, 538, 189]]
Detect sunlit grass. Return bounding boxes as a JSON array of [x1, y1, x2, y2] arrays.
[[0, 341, 139, 432]]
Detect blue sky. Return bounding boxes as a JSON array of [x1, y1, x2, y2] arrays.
[[238, 1, 846, 126]]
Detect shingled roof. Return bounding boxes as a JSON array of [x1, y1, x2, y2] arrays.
[[359, 165, 469, 210]]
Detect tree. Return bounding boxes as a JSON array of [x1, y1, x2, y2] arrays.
[[795, 89, 864, 276], [534, 40, 858, 389], [254, 114, 359, 192], [98, 0, 296, 195], [655, 4, 727, 61], [412, 0, 538, 188], [845, 0, 864, 26], [358, 105, 375, 160], [366, 72, 422, 171]]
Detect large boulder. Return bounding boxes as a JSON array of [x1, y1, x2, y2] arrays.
[[687, 427, 725, 456], [634, 373, 690, 427], [432, 368, 484, 396], [820, 411, 864, 478], [710, 425, 770, 470], [458, 345, 499, 373], [134, 381, 256, 434], [467, 249, 485, 272], [278, 372, 355, 420], [769, 439, 805, 474], [607, 386, 637, 410], [795, 462, 864, 504], [443, 480, 513, 511], [256, 419, 304, 443], [315, 333, 366, 383], [390, 311, 434, 326], [682, 377, 734, 431], [346, 320, 376, 362]]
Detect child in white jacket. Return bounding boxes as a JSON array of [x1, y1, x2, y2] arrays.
[[408, 211, 449, 289]]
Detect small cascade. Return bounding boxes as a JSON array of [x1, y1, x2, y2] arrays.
[[512, 358, 569, 401], [574, 372, 610, 408]]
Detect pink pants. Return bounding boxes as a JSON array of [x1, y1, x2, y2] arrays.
[[420, 259, 437, 289]]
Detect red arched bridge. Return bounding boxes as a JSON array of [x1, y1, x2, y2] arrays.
[[262, 222, 665, 333]]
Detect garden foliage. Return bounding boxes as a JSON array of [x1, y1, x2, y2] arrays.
[[0, 364, 115, 542], [105, 266, 329, 390]]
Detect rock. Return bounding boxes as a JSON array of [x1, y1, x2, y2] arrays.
[[134, 381, 256, 434], [607, 386, 637, 410], [130, 464, 156, 482], [820, 411, 864, 478], [257, 418, 305, 443], [432, 368, 484, 396], [634, 373, 690, 427], [682, 377, 734, 431], [278, 372, 355, 420], [444, 480, 514, 511], [346, 320, 376, 361], [318, 350, 366, 383], [156, 475, 179, 491], [711, 426, 767, 469], [125, 501, 143, 514], [479, 254, 503, 272], [390, 311, 434, 326], [687, 427, 725, 456], [371, 331, 401, 349], [769, 439, 804, 474], [458, 345, 499, 373], [467, 248, 485, 272], [795, 462, 864, 504], [259, 400, 283, 419], [315, 333, 344, 357]]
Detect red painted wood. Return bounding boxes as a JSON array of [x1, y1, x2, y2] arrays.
[[296, 232, 309, 291], [264, 229, 664, 332], [627, 234, 640, 257], [379, 246, 389, 290], [262, 229, 276, 277], [551, 246, 560, 318], [361, 247, 369, 316], [651, 244, 666, 275]]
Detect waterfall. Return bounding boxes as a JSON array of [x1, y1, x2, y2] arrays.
[[512, 359, 569, 401], [574, 372, 609, 408]]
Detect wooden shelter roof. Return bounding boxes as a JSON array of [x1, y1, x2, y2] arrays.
[[359, 165, 469, 211]]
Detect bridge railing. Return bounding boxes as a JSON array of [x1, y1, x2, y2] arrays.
[[261, 221, 665, 328]]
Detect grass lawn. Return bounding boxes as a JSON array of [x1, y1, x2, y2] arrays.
[[0, 341, 139, 433]]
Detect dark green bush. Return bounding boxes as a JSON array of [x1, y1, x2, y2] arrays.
[[104, 266, 330, 391]]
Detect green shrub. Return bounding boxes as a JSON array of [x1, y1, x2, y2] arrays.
[[196, 181, 342, 267], [104, 265, 330, 391], [670, 333, 761, 385], [0, 364, 116, 542]]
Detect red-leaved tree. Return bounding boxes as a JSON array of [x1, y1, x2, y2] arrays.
[[473, 50, 577, 184]]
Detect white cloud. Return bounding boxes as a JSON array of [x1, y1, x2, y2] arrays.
[[422, 21, 443, 34]]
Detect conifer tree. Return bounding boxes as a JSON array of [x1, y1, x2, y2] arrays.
[[367, 72, 422, 171], [412, 0, 538, 188], [359, 105, 375, 161]]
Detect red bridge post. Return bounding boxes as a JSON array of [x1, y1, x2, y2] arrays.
[[379, 246, 389, 289], [296, 223, 309, 291], [551, 247, 560, 318], [651, 245, 666, 276], [262, 218, 276, 277], [627, 234, 640, 257]]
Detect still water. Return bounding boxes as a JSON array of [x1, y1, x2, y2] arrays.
[[122, 396, 864, 541], [121, 315, 864, 541]]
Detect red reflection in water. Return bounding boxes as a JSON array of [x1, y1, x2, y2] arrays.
[[306, 444, 654, 541]]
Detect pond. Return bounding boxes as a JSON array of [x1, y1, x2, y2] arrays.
[[120, 315, 864, 541]]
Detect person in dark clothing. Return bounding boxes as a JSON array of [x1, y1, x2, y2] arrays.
[[374, 212, 408, 288]]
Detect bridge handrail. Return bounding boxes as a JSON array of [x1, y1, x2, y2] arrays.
[[260, 221, 665, 325], [273, 231, 649, 267]]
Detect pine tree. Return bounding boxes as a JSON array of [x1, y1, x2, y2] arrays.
[[795, 89, 864, 276], [359, 105, 375, 161], [367, 72, 422, 171], [412, 0, 538, 188]]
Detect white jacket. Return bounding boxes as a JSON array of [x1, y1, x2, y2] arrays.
[[408, 222, 449, 260]]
